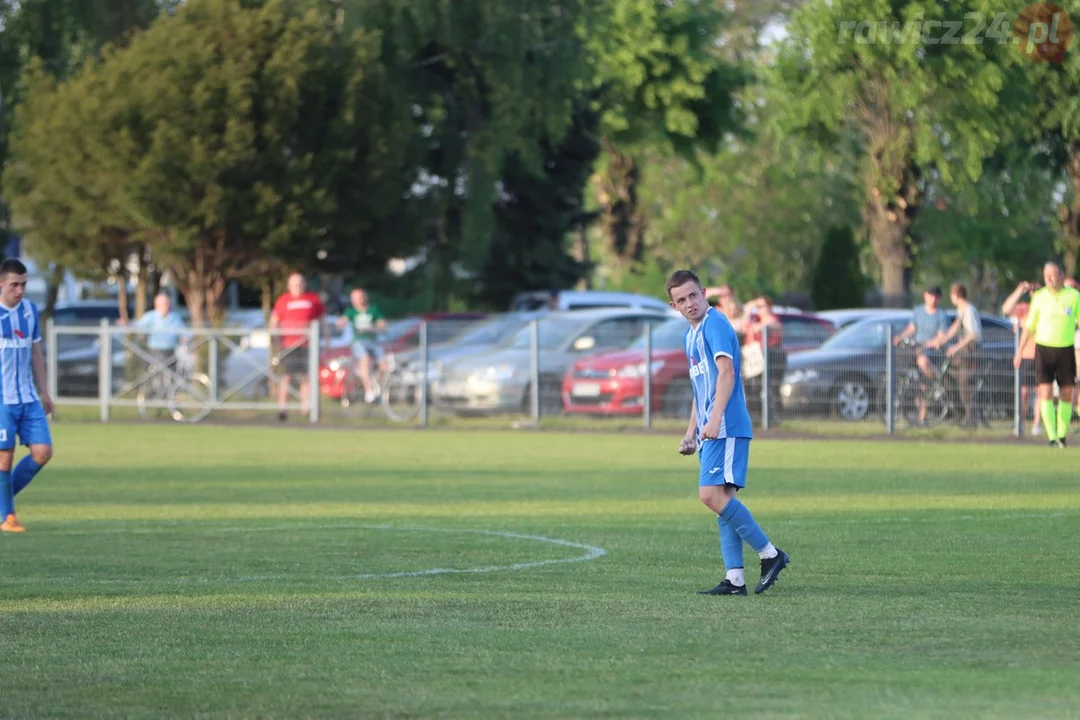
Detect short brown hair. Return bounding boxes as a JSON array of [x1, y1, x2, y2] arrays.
[[665, 269, 702, 299], [950, 283, 967, 300]]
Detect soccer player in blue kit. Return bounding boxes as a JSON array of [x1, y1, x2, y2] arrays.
[[0, 258, 54, 533], [666, 270, 789, 595]]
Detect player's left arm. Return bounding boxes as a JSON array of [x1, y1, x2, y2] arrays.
[[30, 308, 53, 415], [701, 321, 738, 438]]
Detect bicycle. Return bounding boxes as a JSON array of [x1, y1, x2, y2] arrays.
[[895, 340, 992, 428], [338, 351, 422, 423], [136, 348, 213, 423]]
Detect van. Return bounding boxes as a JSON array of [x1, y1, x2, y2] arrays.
[[509, 290, 674, 314]]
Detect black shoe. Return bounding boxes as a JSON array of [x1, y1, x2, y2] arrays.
[[755, 550, 790, 594], [278, 411, 288, 422], [1050, 439, 1061, 448], [1058, 437, 1067, 448], [697, 579, 748, 596]]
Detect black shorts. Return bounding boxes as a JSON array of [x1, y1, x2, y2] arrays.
[[1034, 344, 1076, 387], [276, 345, 309, 377], [1020, 358, 1037, 388]]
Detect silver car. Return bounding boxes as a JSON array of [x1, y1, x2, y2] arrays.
[[434, 308, 671, 415]]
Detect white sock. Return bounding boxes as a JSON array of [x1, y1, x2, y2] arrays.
[[758, 543, 778, 560], [725, 568, 745, 587]]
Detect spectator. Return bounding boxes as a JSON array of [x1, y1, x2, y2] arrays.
[[743, 296, 785, 425], [270, 272, 325, 421], [714, 285, 745, 337], [1002, 280, 1041, 436], [893, 286, 949, 426], [927, 283, 982, 428], [336, 288, 387, 403], [127, 292, 189, 357]]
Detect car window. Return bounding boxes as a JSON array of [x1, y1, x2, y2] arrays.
[[629, 318, 688, 351], [428, 319, 484, 345], [52, 306, 128, 325], [590, 318, 647, 349], [781, 318, 834, 349], [820, 318, 910, 349], [980, 319, 1015, 344]]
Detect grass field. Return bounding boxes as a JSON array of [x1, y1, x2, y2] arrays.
[[1, 425, 1078, 719]]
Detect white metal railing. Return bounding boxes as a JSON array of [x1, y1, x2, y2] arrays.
[[46, 319, 323, 423]]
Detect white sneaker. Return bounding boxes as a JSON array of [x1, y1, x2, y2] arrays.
[[1032, 425, 1042, 436], [364, 390, 377, 404]]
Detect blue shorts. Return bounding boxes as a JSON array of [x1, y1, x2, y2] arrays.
[[698, 437, 750, 488], [0, 401, 52, 450]]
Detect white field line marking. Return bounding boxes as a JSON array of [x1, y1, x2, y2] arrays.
[[2, 524, 608, 586]]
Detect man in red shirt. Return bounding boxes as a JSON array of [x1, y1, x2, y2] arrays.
[[270, 272, 325, 421]]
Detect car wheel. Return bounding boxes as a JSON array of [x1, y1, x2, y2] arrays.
[[834, 377, 871, 421]]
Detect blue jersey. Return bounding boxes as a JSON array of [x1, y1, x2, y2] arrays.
[[0, 299, 41, 406], [684, 308, 753, 440]]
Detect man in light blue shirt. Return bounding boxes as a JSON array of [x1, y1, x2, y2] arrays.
[[133, 292, 190, 353], [667, 269, 789, 597]]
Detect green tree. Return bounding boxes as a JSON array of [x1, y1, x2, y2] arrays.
[[911, 148, 1061, 307], [585, 0, 748, 276], [1025, 2, 1080, 276], [0, 0, 175, 316], [339, 0, 592, 307], [811, 226, 867, 310], [475, 99, 602, 310], [6, 0, 415, 327], [771, 0, 1033, 303]]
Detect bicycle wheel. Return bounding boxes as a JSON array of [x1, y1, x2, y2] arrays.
[[167, 373, 213, 423], [137, 377, 166, 421], [380, 369, 421, 423]]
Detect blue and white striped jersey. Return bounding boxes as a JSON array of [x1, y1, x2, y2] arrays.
[[684, 307, 753, 441], [0, 299, 42, 405]]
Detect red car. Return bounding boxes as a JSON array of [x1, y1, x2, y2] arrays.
[[320, 312, 488, 401], [562, 312, 834, 416]]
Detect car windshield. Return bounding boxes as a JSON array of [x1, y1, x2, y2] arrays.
[[378, 318, 420, 343], [628, 319, 687, 350], [819, 317, 908, 350], [502, 317, 591, 351], [448, 315, 528, 346]]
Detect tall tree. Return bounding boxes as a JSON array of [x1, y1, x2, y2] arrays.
[[339, 0, 592, 307], [0, 0, 174, 315], [475, 98, 602, 309], [584, 0, 747, 276], [1026, 2, 1080, 276], [771, 0, 1033, 304], [6, 0, 415, 327]]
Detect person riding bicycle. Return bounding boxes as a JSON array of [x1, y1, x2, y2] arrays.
[[125, 292, 191, 389], [336, 288, 387, 403], [893, 287, 948, 425], [926, 283, 982, 428]]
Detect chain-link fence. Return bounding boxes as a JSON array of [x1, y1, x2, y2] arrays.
[[47, 311, 1075, 439]]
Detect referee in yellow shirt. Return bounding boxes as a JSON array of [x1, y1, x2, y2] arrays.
[[1014, 262, 1080, 447]]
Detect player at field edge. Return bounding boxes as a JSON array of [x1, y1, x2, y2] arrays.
[[1014, 262, 1080, 448], [0, 258, 54, 533], [666, 269, 789, 596]]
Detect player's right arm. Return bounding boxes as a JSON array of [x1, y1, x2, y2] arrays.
[[679, 397, 697, 455]]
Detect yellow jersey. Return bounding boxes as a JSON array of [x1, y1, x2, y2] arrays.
[[1026, 286, 1080, 347]]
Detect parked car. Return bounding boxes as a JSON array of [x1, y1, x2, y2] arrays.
[[434, 308, 671, 415], [780, 312, 1017, 421], [509, 290, 674, 314], [318, 312, 492, 400], [562, 312, 835, 417], [814, 308, 906, 330]]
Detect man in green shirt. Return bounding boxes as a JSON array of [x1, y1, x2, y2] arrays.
[[1014, 263, 1080, 447], [336, 288, 387, 403]]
